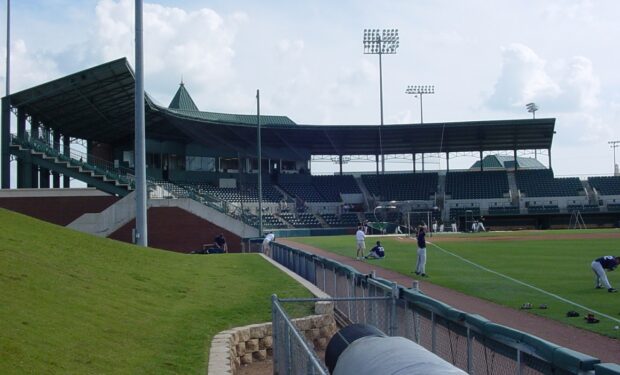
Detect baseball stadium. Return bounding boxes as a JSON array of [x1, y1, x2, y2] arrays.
[[2, 60, 620, 373]]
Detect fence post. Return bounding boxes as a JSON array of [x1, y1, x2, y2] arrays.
[[412, 281, 421, 343], [271, 294, 279, 374], [431, 311, 436, 353], [466, 327, 473, 374], [389, 282, 399, 336]]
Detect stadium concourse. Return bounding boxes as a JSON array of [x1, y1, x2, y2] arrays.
[[0, 57, 619, 252]]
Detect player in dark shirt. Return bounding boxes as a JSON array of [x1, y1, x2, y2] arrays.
[[366, 241, 385, 259], [591, 255, 620, 292], [214, 233, 228, 253], [414, 225, 427, 276]]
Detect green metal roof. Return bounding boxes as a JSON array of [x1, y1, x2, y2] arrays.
[[168, 83, 199, 111], [165, 107, 297, 127], [166, 81, 295, 126], [471, 155, 546, 169]]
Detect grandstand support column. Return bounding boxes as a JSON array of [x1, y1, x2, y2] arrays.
[[52, 131, 60, 188], [479, 151, 483, 171], [375, 154, 379, 175], [514, 148, 518, 171], [339, 155, 343, 175], [17, 107, 32, 188], [412, 153, 416, 172], [39, 128, 50, 188], [30, 119, 39, 187], [1, 96, 10, 188], [62, 135, 70, 187], [446, 152, 449, 171], [548, 148, 552, 169], [422, 153, 425, 171]]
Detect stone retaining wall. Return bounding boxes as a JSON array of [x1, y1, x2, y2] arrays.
[[207, 310, 336, 375]]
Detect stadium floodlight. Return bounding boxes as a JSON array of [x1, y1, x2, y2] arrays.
[[610, 140, 620, 174], [526, 102, 539, 119], [405, 85, 435, 124], [363, 28, 400, 174]]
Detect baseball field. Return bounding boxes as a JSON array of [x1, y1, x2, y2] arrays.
[[289, 229, 620, 339]]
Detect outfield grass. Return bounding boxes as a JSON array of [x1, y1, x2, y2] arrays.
[[289, 231, 620, 339], [0, 208, 312, 374]]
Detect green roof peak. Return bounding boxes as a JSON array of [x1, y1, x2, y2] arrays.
[[168, 82, 199, 111]]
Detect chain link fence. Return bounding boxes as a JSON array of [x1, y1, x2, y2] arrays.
[[268, 241, 614, 375]]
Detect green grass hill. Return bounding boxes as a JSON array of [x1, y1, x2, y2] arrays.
[[0, 208, 311, 374]]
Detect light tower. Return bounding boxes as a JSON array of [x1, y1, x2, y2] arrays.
[[363, 28, 399, 174], [610, 140, 620, 176], [405, 85, 435, 124], [526, 102, 539, 119]]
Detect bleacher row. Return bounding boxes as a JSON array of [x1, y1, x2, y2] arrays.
[[168, 170, 620, 205]]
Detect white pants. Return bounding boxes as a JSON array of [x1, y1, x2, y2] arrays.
[[262, 241, 271, 256], [591, 261, 612, 289], [416, 247, 427, 274], [451, 223, 457, 232], [439, 224, 444, 232], [432, 223, 437, 232], [356, 241, 366, 257], [477, 222, 486, 232]]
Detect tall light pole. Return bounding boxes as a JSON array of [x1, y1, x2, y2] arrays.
[[405, 85, 435, 124], [526, 102, 539, 119], [526, 102, 540, 159], [134, 0, 148, 246], [5, 0, 9, 96], [363, 28, 399, 174], [257, 89, 263, 237], [610, 140, 620, 175]]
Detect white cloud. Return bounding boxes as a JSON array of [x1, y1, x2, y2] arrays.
[[486, 44, 601, 114], [93, 0, 243, 106], [1, 39, 60, 92], [277, 39, 304, 57], [486, 43, 560, 110]]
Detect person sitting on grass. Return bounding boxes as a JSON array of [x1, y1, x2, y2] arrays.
[[365, 241, 385, 259], [591, 255, 620, 293]]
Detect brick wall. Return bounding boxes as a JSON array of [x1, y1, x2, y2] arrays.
[[108, 206, 242, 253], [0, 196, 119, 226]]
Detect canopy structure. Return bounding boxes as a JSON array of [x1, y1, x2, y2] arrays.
[[2, 58, 556, 185]]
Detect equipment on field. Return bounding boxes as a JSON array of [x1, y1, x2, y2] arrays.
[[569, 210, 587, 229]]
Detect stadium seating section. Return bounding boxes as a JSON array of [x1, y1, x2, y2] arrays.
[[527, 205, 560, 214], [279, 212, 322, 228], [320, 213, 360, 227], [277, 175, 360, 202], [487, 206, 520, 215], [588, 176, 620, 195], [180, 181, 282, 203], [445, 171, 509, 199], [362, 173, 438, 201], [566, 204, 600, 213], [516, 170, 583, 197], [607, 203, 620, 212], [449, 207, 481, 218]]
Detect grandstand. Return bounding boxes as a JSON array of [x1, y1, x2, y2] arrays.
[[1, 57, 619, 250], [445, 171, 509, 199], [362, 172, 438, 201]]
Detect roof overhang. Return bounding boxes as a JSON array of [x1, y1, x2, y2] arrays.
[[4, 58, 555, 158]]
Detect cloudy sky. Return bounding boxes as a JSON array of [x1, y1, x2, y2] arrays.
[[2, 0, 619, 176]]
